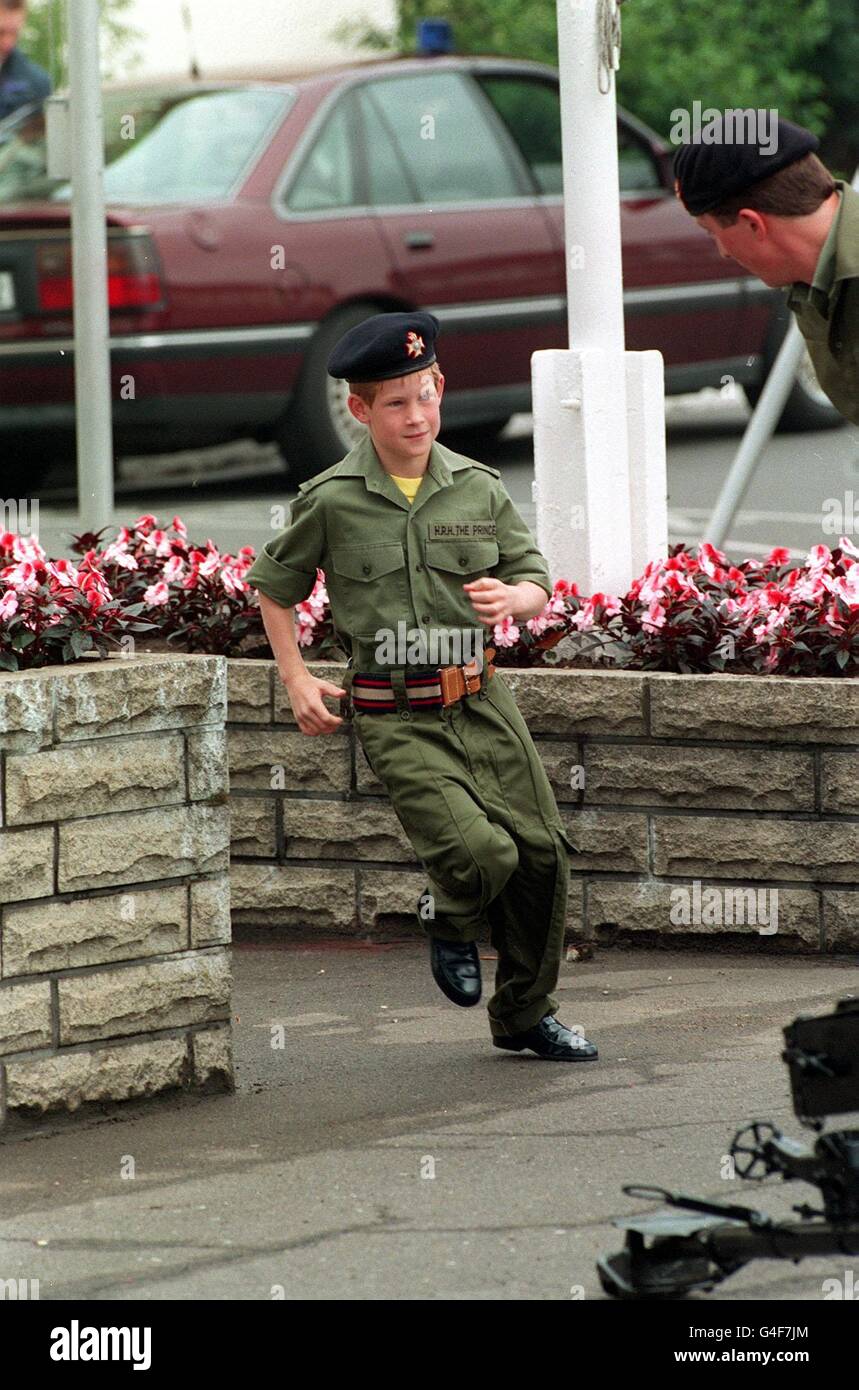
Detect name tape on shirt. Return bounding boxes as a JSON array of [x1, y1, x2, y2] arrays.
[[428, 521, 496, 539]]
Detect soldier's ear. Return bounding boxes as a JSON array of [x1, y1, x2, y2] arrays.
[[347, 393, 371, 424], [435, 373, 445, 403]]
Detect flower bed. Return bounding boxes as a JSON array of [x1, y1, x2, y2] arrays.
[[3, 516, 859, 676]]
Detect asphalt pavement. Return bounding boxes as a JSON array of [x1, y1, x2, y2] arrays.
[[1, 941, 857, 1302]]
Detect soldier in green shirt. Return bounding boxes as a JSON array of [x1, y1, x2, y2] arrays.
[[674, 115, 859, 425], [245, 311, 598, 1061]]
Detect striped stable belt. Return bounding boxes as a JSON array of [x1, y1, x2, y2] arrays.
[[352, 648, 496, 714]]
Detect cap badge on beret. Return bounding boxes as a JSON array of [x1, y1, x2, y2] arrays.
[[326, 309, 440, 381]]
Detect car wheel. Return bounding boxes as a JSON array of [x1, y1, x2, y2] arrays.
[[276, 302, 382, 485], [745, 342, 845, 433]]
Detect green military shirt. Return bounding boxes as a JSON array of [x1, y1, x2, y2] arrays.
[[787, 181, 859, 425], [244, 430, 553, 670]]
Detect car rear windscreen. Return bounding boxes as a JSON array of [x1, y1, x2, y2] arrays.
[[0, 86, 293, 205]]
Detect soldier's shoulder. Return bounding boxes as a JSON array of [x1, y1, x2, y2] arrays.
[[435, 441, 500, 480], [296, 437, 376, 495], [296, 458, 360, 496]]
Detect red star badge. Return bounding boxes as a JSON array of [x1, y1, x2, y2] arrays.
[[405, 331, 425, 359]]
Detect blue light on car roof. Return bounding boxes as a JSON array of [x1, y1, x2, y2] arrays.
[[416, 19, 454, 55]]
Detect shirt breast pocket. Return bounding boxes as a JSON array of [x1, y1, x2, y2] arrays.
[[425, 537, 500, 622], [330, 542, 408, 637]]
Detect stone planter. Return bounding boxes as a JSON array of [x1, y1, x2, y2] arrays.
[[0, 654, 232, 1121], [227, 660, 859, 954]]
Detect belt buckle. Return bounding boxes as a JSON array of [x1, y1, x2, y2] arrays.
[[438, 663, 463, 708], [463, 661, 481, 696]]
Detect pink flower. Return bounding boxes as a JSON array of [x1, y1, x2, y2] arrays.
[[824, 568, 859, 607], [133, 514, 159, 537], [198, 542, 221, 578], [591, 591, 621, 618], [143, 581, 170, 606], [0, 589, 19, 620], [633, 561, 665, 605], [45, 557, 80, 585], [146, 529, 174, 559], [752, 605, 789, 641], [791, 573, 826, 603], [765, 546, 791, 566], [161, 555, 185, 584], [492, 615, 521, 647], [295, 608, 319, 646], [805, 544, 831, 573], [823, 602, 845, 632], [10, 533, 46, 564], [220, 566, 245, 597], [2, 559, 40, 593], [171, 515, 188, 539], [698, 541, 728, 581], [641, 600, 667, 632], [527, 610, 556, 636], [100, 542, 138, 571]]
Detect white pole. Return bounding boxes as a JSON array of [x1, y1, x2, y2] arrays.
[[67, 0, 114, 533], [706, 322, 805, 548], [532, 0, 666, 597], [705, 165, 859, 549]]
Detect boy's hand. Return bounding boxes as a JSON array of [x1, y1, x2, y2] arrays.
[[462, 576, 523, 624], [283, 671, 347, 735]]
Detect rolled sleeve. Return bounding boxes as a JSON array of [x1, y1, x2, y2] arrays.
[[491, 484, 553, 601], [244, 490, 324, 608]]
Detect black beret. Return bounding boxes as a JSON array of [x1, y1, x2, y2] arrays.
[[327, 311, 440, 381], [673, 115, 819, 216]]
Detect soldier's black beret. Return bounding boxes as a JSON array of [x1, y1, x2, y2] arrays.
[[673, 116, 820, 216], [327, 311, 440, 381]]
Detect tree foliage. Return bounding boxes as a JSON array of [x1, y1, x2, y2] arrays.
[[20, 0, 143, 87], [334, 0, 856, 172]]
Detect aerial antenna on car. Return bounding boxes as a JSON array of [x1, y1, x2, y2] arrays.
[[416, 19, 453, 56], [181, 1, 201, 79]]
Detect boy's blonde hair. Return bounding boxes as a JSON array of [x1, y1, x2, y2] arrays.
[[348, 360, 442, 407]]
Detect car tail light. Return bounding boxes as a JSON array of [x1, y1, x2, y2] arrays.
[[35, 233, 163, 312]]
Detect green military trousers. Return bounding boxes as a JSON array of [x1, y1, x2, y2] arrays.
[[352, 669, 573, 1038]]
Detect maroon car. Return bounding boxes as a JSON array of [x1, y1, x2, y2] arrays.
[[0, 54, 840, 490]]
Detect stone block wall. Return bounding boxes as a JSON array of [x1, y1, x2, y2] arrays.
[[0, 655, 233, 1120], [228, 660, 859, 953]]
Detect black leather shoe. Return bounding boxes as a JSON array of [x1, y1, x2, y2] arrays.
[[493, 1013, 598, 1060], [430, 938, 482, 1007]]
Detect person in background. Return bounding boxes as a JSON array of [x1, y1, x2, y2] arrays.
[[674, 116, 859, 426], [0, 0, 51, 122]]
